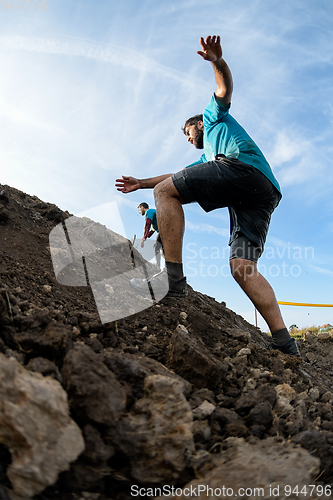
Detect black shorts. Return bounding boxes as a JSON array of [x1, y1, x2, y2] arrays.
[[172, 155, 280, 263]]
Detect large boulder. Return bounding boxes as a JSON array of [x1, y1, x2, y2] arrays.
[[166, 325, 228, 389], [0, 354, 84, 498], [109, 375, 194, 483], [61, 343, 128, 426], [156, 437, 320, 499]]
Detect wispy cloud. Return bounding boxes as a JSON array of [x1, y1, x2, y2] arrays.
[[266, 236, 289, 248], [268, 129, 331, 190], [270, 131, 308, 167], [308, 265, 333, 278], [186, 221, 229, 237], [0, 35, 205, 89]]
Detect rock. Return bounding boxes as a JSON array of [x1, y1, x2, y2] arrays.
[[42, 284, 52, 294], [0, 190, 9, 204], [214, 407, 249, 437], [192, 400, 216, 420], [140, 341, 159, 356], [275, 383, 297, 401], [189, 388, 216, 410], [235, 384, 277, 416], [318, 332, 331, 340], [81, 493, 100, 500], [282, 368, 294, 384], [308, 387, 320, 401], [243, 378, 257, 391], [285, 400, 307, 435], [85, 336, 103, 353], [0, 354, 84, 498], [81, 424, 115, 464], [322, 391, 333, 403], [232, 354, 248, 368], [155, 437, 320, 500], [60, 424, 115, 492], [236, 347, 251, 356], [189, 388, 215, 409], [103, 350, 192, 399], [26, 356, 62, 382], [304, 331, 318, 342], [45, 206, 65, 223], [274, 384, 296, 415], [247, 402, 274, 430], [306, 352, 318, 364], [224, 327, 251, 343], [108, 375, 194, 483], [166, 324, 228, 389], [14, 321, 73, 362], [293, 430, 328, 455], [61, 343, 128, 426], [295, 391, 308, 403], [0, 207, 9, 224]]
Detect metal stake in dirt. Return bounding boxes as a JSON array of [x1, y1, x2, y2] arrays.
[[254, 307, 258, 328], [129, 234, 156, 302]]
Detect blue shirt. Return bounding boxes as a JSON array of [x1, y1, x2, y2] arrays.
[[186, 94, 281, 197], [145, 208, 158, 232]]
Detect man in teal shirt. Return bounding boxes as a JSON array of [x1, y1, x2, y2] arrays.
[[116, 35, 298, 356], [138, 202, 163, 270]]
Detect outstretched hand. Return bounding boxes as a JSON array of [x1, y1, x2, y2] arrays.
[[197, 35, 222, 63], [115, 176, 141, 193]]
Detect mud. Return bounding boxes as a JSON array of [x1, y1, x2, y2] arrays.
[[0, 185, 333, 499]]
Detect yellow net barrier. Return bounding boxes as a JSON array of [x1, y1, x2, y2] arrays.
[[278, 301, 333, 307]]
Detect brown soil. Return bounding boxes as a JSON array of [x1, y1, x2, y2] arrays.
[[1, 184, 333, 500]]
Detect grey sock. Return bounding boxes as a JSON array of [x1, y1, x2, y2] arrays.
[[165, 261, 183, 282], [272, 327, 291, 346]]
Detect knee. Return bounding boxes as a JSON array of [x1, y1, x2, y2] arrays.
[[154, 177, 179, 203], [153, 182, 163, 201], [230, 258, 256, 283], [154, 178, 169, 199]]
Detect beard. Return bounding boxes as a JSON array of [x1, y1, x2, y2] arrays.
[[193, 126, 204, 149]]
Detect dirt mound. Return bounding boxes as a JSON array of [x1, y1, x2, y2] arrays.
[[1, 184, 333, 500]]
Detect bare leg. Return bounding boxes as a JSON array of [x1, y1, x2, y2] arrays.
[[154, 238, 162, 269], [154, 177, 184, 264], [230, 258, 285, 333]]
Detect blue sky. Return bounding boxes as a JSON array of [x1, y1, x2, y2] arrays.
[[1, 0, 333, 330]]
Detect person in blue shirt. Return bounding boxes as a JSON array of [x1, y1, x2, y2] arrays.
[[116, 35, 299, 356], [138, 202, 163, 270]]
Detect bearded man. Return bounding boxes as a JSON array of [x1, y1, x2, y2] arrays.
[[116, 35, 299, 356]]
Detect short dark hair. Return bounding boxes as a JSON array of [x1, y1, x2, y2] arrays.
[[181, 114, 203, 135], [138, 202, 149, 209]]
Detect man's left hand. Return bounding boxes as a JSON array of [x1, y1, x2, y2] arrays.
[[197, 35, 222, 63]]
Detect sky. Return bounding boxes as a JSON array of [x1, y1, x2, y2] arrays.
[[1, 0, 333, 331]]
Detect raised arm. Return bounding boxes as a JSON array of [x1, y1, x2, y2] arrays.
[[197, 35, 233, 107]]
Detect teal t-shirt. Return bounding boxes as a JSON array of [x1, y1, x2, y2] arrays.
[[145, 208, 158, 232], [186, 94, 281, 197]]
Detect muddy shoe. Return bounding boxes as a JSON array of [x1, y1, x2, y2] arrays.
[[167, 276, 187, 298], [270, 338, 300, 357]]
